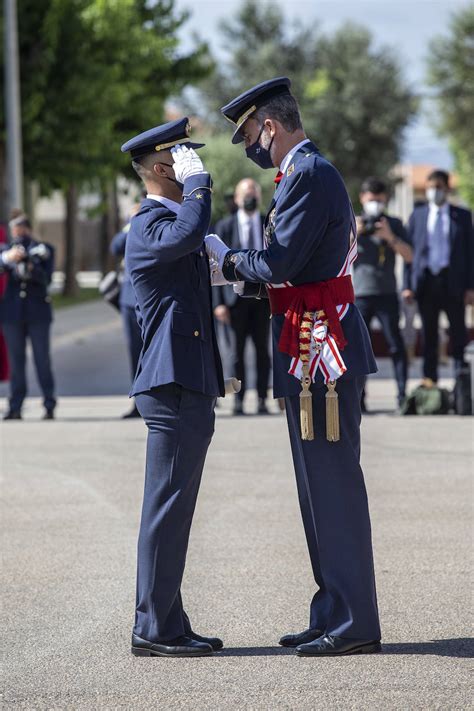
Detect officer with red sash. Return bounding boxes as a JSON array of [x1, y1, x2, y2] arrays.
[[206, 78, 381, 656]]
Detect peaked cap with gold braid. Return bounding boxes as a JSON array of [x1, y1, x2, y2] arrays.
[[121, 117, 204, 161], [220, 77, 292, 144]]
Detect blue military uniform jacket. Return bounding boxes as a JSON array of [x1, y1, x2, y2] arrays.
[[404, 203, 474, 297], [110, 225, 136, 309], [0, 237, 55, 324], [223, 142, 376, 398], [125, 173, 224, 398]]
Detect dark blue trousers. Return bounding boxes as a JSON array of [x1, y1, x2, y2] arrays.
[[356, 294, 407, 399], [121, 304, 142, 381], [2, 321, 56, 412], [285, 376, 381, 640], [134, 384, 216, 642]]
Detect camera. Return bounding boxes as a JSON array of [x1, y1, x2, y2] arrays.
[[359, 215, 380, 237], [16, 243, 50, 279]]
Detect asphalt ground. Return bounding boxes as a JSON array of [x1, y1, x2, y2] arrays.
[[1, 301, 472, 709]]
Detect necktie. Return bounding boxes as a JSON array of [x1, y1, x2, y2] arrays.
[[274, 170, 283, 185], [247, 218, 256, 250], [431, 209, 444, 274]]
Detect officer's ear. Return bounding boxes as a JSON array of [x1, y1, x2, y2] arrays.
[[152, 162, 167, 178], [263, 118, 277, 138]]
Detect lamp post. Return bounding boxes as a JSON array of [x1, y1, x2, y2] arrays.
[[4, 0, 24, 213]]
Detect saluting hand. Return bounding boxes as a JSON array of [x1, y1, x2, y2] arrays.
[[171, 145, 207, 183]]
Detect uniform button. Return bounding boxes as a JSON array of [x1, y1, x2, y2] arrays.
[[20, 291, 26, 298], [199, 251, 204, 257], [194, 330, 200, 337]]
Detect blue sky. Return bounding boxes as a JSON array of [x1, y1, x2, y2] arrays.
[[175, 0, 471, 167]]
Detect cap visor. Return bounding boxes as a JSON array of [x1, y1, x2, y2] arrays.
[[231, 127, 244, 145], [187, 141, 205, 150]]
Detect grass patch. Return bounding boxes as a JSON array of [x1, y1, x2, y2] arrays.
[[51, 287, 100, 310]]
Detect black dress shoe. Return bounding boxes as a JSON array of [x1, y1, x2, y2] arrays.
[[3, 410, 22, 420], [189, 631, 223, 651], [122, 406, 141, 419], [131, 633, 213, 657], [43, 409, 55, 420], [279, 627, 323, 647], [296, 634, 382, 656]]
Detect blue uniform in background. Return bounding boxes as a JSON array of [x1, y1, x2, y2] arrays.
[[125, 174, 224, 642], [110, 224, 142, 382], [0, 237, 56, 415], [222, 140, 381, 641]]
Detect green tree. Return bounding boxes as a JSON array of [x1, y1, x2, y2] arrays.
[[191, 0, 417, 201], [1, 0, 211, 293], [427, 5, 474, 209]]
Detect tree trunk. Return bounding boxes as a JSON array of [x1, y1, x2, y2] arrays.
[[63, 183, 79, 297], [99, 179, 120, 276]]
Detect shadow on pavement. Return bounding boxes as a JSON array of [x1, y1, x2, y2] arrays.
[[218, 646, 294, 657], [382, 638, 474, 658], [217, 638, 474, 658]]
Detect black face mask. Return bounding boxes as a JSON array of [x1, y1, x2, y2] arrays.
[[157, 162, 183, 191], [243, 196, 258, 213], [245, 126, 275, 169]]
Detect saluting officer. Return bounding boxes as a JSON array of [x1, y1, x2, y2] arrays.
[[0, 213, 56, 420], [121, 118, 224, 658], [206, 78, 381, 656]]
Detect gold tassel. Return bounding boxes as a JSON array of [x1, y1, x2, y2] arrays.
[[325, 380, 340, 442], [299, 311, 314, 441], [300, 362, 314, 440]]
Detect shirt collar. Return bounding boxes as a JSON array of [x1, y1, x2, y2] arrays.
[[280, 138, 311, 174], [237, 208, 259, 224], [146, 193, 181, 214], [429, 201, 449, 215]]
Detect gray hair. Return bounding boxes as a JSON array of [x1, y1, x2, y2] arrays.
[[254, 93, 303, 133]]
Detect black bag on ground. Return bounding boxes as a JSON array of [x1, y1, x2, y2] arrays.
[[99, 271, 122, 311], [453, 366, 472, 415], [400, 384, 451, 415]]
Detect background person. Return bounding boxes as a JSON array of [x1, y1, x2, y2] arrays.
[[213, 178, 271, 415], [110, 202, 143, 419], [354, 177, 413, 411], [403, 169, 474, 384], [0, 222, 9, 383], [0, 213, 56, 420]]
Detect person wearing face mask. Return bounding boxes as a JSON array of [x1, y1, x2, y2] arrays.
[[0, 212, 56, 420], [354, 177, 413, 412], [120, 118, 224, 658], [403, 169, 474, 384], [205, 78, 381, 657], [213, 178, 271, 415], [110, 201, 143, 419]]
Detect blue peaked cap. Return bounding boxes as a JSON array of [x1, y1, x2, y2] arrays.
[[121, 118, 205, 160], [220, 77, 292, 144]]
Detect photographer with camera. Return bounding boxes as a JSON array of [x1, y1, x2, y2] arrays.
[[354, 177, 412, 411], [0, 212, 56, 420]]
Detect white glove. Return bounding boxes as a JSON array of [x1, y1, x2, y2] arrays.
[[171, 144, 206, 183], [204, 233, 230, 268], [209, 258, 231, 286], [233, 281, 245, 296], [1, 245, 25, 264]]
